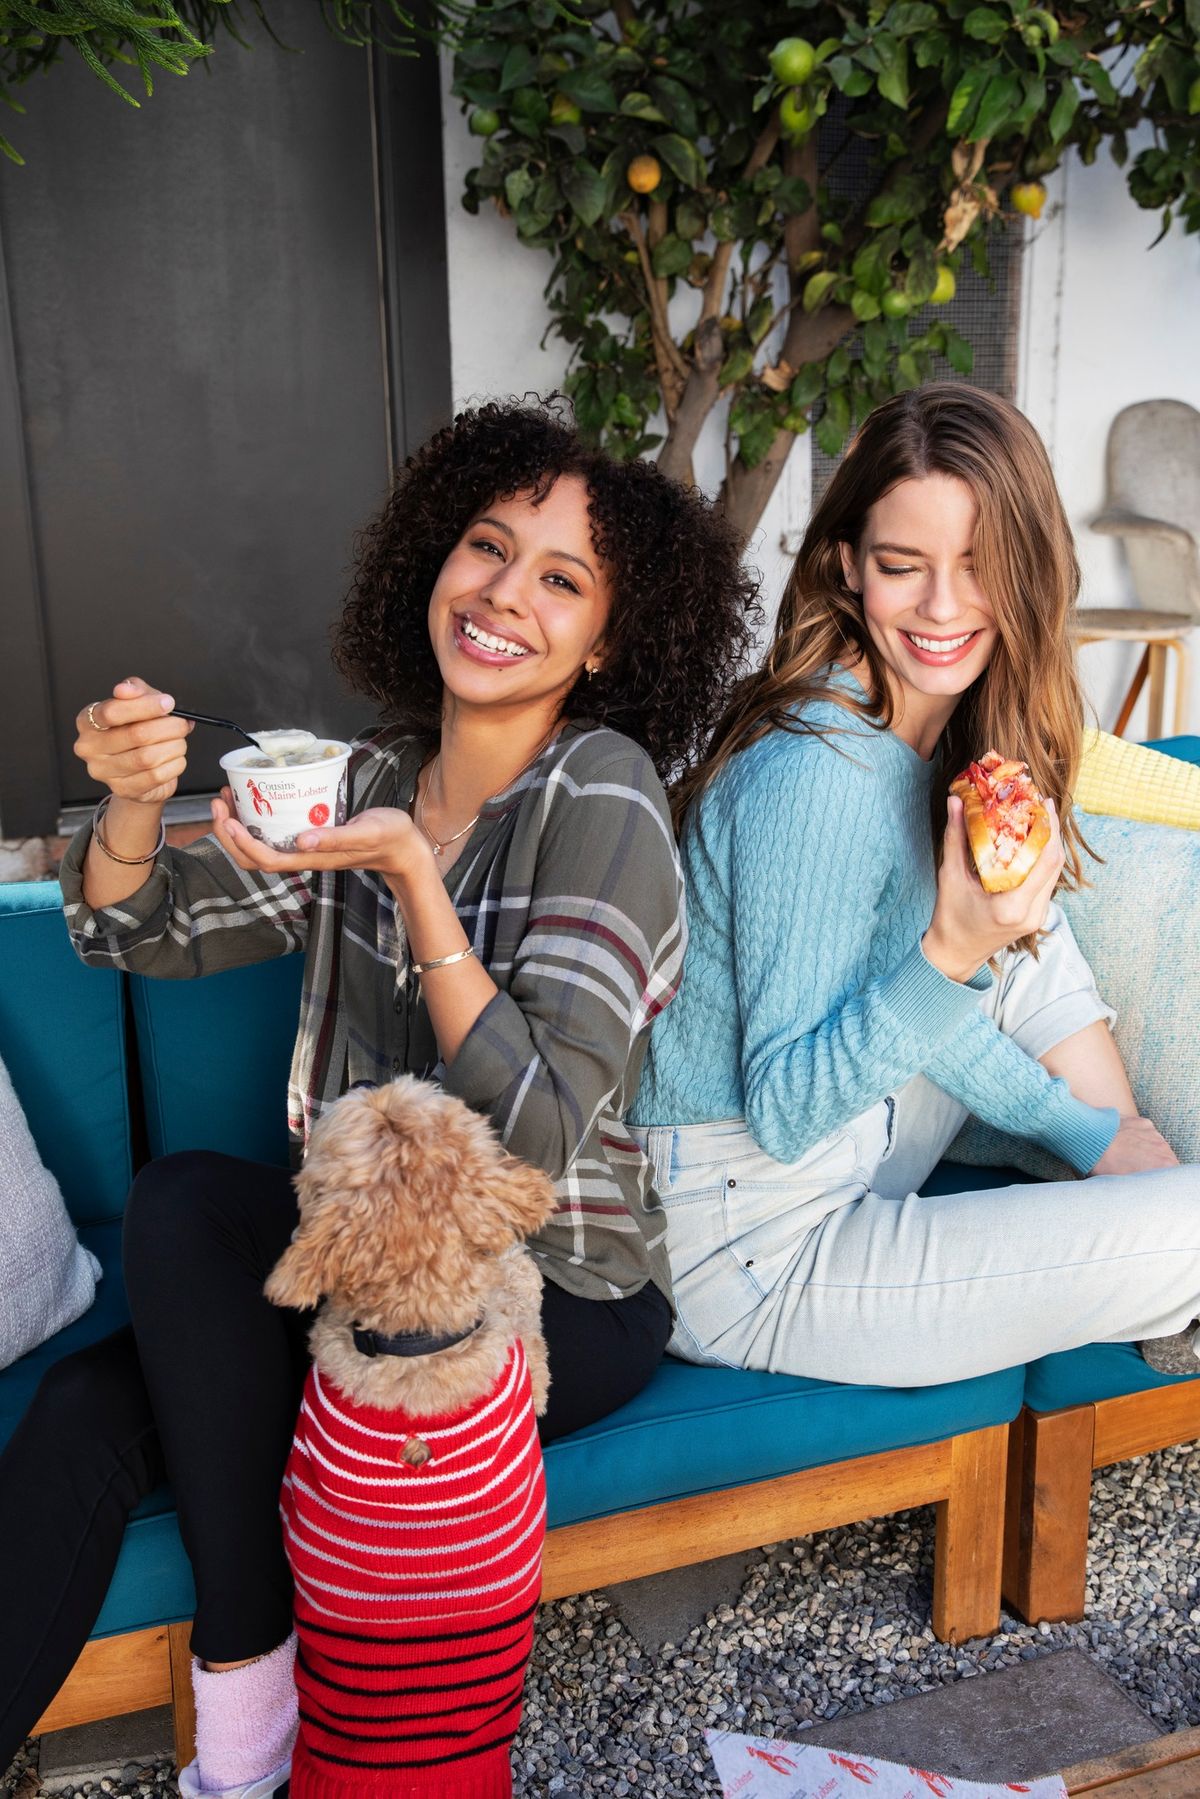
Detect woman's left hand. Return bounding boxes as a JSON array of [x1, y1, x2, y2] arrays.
[[212, 793, 434, 887]]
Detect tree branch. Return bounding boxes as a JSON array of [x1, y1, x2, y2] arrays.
[[699, 105, 782, 324], [618, 208, 689, 411]]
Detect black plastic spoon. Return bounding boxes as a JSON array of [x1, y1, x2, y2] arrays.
[[170, 708, 260, 748]]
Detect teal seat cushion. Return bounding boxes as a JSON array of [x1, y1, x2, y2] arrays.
[[541, 1353, 1023, 1530], [131, 956, 303, 1166], [1024, 1340, 1200, 1415], [0, 881, 131, 1227], [1143, 734, 1200, 765]]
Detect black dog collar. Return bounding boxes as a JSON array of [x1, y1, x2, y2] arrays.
[[352, 1318, 484, 1359]]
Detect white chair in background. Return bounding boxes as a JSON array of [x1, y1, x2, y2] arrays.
[[1073, 399, 1200, 738]]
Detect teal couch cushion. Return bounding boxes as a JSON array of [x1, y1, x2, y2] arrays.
[[131, 956, 303, 1167], [0, 881, 131, 1227], [1024, 1341, 1200, 1415], [542, 1354, 1023, 1531]]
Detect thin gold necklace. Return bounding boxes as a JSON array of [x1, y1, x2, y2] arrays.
[[417, 728, 558, 858]]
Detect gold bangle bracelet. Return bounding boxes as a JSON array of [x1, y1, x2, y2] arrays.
[[410, 945, 475, 976], [92, 796, 166, 866]]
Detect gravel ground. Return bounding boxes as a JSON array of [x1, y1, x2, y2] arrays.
[[8, 1439, 1200, 1799]]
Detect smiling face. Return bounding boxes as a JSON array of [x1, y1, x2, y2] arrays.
[[840, 471, 999, 756], [427, 474, 612, 727]]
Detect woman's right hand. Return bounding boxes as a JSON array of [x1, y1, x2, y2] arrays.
[[73, 677, 193, 807], [922, 793, 1066, 983]]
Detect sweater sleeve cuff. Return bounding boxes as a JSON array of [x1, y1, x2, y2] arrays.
[[876, 941, 993, 1045], [1033, 1092, 1121, 1174]]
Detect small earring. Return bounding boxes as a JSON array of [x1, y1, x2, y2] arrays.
[[586, 664, 597, 680]]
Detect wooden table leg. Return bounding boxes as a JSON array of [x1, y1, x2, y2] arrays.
[[1147, 643, 1167, 738], [1113, 646, 1151, 739]]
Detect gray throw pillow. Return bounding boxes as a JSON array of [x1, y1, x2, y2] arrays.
[[0, 1052, 101, 1369], [949, 810, 1200, 1179]]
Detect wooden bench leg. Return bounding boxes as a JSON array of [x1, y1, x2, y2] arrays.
[[931, 1423, 1008, 1644], [168, 1623, 197, 1772], [1003, 1405, 1095, 1625], [1147, 643, 1168, 738], [1112, 646, 1151, 739]]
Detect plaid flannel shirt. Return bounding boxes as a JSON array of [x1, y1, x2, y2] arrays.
[[60, 724, 685, 1303]]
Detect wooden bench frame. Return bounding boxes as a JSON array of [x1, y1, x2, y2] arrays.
[[35, 1420, 1010, 1770], [1004, 1385, 1200, 1625]]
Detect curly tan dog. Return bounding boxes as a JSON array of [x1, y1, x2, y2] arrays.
[[266, 1077, 557, 1799]]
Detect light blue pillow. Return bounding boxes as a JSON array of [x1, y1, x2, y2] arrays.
[[0, 1052, 101, 1369], [949, 811, 1198, 1176]]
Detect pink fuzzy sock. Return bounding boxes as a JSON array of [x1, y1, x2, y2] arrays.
[[192, 1632, 298, 1792]]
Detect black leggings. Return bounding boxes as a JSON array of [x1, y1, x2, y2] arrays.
[[0, 1152, 672, 1771]]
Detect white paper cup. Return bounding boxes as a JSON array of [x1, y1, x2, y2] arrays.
[[219, 742, 352, 851]]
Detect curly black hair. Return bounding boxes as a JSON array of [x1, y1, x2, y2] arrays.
[[332, 398, 761, 782]]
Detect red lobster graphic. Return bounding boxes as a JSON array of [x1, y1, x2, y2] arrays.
[[245, 777, 274, 818], [746, 1745, 797, 1775], [828, 1754, 878, 1784], [909, 1772, 953, 1797]]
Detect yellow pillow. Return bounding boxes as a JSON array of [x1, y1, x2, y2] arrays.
[[1075, 728, 1200, 830]]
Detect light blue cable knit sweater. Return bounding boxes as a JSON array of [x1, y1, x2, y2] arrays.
[[630, 672, 1119, 1174]]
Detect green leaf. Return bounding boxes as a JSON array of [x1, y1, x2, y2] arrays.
[[803, 269, 840, 312], [676, 196, 707, 238], [945, 328, 974, 375], [747, 296, 775, 344], [826, 386, 851, 434], [776, 176, 813, 215], [650, 232, 693, 277], [561, 160, 608, 227], [1081, 61, 1117, 108], [620, 91, 666, 123], [964, 7, 1009, 44], [815, 412, 847, 457], [876, 39, 910, 109], [970, 71, 1022, 141], [864, 319, 889, 363], [718, 342, 755, 388], [649, 75, 699, 138], [499, 42, 538, 93], [557, 66, 618, 112], [781, 364, 820, 411], [896, 350, 922, 389], [1049, 80, 1079, 142], [852, 288, 882, 320], [887, 3, 939, 33], [914, 30, 950, 69], [827, 346, 851, 384], [737, 413, 780, 470], [904, 242, 937, 304], [947, 62, 992, 135], [827, 55, 874, 97], [504, 166, 535, 210], [653, 132, 707, 189]]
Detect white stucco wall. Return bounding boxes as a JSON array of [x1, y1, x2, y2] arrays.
[[1017, 141, 1200, 738], [442, 69, 1198, 734]]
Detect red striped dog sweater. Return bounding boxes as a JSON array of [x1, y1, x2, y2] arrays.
[[280, 1341, 546, 1799]]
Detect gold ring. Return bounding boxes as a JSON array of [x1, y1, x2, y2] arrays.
[[86, 702, 110, 733]]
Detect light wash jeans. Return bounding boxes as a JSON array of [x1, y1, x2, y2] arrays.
[[630, 904, 1200, 1386]]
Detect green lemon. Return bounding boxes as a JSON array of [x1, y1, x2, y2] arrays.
[[930, 264, 956, 305], [550, 92, 582, 126], [469, 107, 501, 138], [880, 288, 912, 319], [769, 37, 816, 86], [1012, 180, 1047, 219], [779, 89, 815, 143]]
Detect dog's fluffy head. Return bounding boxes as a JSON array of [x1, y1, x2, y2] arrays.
[[264, 1077, 557, 1334]]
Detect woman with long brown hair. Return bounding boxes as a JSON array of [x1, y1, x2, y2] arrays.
[[629, 382, 1197, 1387]]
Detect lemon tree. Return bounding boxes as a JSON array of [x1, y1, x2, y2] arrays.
[[454, 0, 1200, 540]]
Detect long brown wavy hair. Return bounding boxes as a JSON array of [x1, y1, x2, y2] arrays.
[[673, 383, 1092, 949]]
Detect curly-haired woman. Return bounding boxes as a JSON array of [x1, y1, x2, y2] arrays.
[[630, 382, 1195, 1387], [0, 401, 757, 1791]]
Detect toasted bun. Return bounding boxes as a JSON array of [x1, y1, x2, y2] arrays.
[[950, 777, 1051, 894]]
